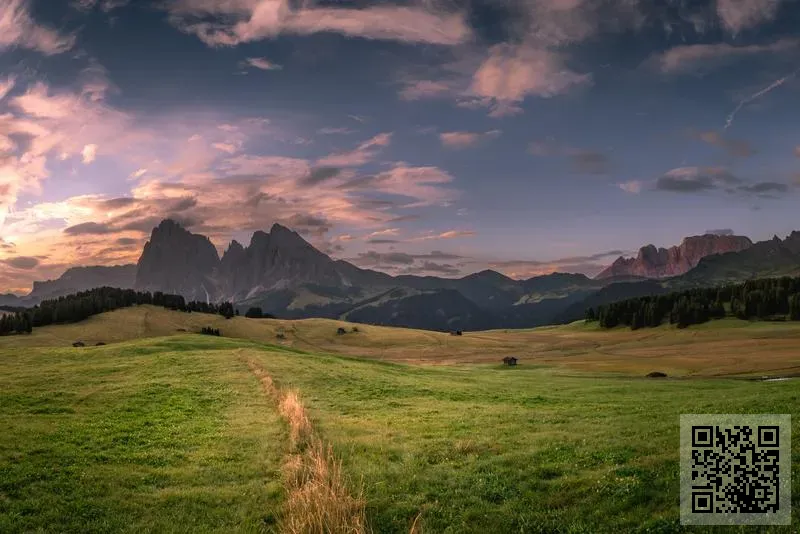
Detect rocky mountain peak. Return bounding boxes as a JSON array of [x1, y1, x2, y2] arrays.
[[597, 233, 753, 279], [135, 219, 220, 301]]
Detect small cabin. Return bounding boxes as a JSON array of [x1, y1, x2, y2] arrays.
[[502, 356, 518, 366]]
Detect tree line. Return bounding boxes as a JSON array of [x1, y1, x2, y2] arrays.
[[0, 287, 242, 336], [586, 276, 800, 330]]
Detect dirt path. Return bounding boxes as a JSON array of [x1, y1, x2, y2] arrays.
[[243, 355, 368, 534]]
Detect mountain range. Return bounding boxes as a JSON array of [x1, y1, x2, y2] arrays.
[[4, 220, 800, 330]]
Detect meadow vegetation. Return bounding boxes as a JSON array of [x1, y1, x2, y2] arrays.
[[2, 307, 800, 532]]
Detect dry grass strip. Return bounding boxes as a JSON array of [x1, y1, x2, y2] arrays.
[[246, 359, 369, 534]]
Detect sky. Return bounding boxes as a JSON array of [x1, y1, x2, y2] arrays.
[[1, 0, 800, 293]]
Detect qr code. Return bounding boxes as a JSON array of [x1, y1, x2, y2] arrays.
[[680, 414, 791, 526]]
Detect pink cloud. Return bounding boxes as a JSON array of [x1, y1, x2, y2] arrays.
[[166, 0, 471, 46], [439, 130, 501, 149], [398, 80, 452, 101], [716, 0, 785, 34], [242, 57, 283, 70], [316, 132, 392, 167], [0, 0, 76, 55], [470, 44, 591, 102]]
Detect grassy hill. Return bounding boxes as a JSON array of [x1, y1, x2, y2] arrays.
[[4, 305, 800, 377], [3, 330, 800, 532]]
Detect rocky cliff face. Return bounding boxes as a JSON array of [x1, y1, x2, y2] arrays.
[[596, 234, 753, 279], [218, 224, 353, 301], [28, 265, 137, 301], [134, 219, 220, 301]]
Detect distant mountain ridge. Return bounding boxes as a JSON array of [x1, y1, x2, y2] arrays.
[[6, 221, 800, 331], [596, 234, 753, 279]]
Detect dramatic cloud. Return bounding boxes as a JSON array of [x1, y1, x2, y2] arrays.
[[165, 0, 472, 47], [439, 130, 501, 149], [655, 166, 741, 192], [242, 57, 283, 71], [0, 0, 76, 55], [650, 39, 797, 75], [695, 131, 755, 157]]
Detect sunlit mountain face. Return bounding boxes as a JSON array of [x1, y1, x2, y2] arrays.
[[2, 0, 800, 294]]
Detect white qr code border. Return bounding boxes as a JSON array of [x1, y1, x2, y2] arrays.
[[680, 414, 791, 526]]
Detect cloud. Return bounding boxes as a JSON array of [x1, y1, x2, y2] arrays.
[[316, 132, 392, 167], [794, 146, 800, 158], [367, 228, 400, 239], [439, 130, 501, 149], [469, 44, 591, 104], [63, 221, 114, 235], [1, 256, 40, 269], [618, 181, 642, 194], [242, 57, 283, 71], [716, 0, 785, 34], [398, 80, 453, 101], [130, 168, 147, 179], [81, 144, 98, 164], [655, 166, 741, 193], [0, 0, 76, 55], [736, 181, 789, 197], [0, 76, 15, 102], [367, 239, 400, 244], [344, 163, 457, 207], [695, 131, 755, 157], [487, 249, 628, 278], [649, 39, 797, 75], [317, 127, 354, 135], [413, 230, 476, 241], [353, 250, 415, 266], [398, 261, 461, 276], [705, 229, 735, 236], [165, 0, 471, 47], [299, 166, 341, 187], [72, 0, 129, 12], [212, 142, 239, 154]]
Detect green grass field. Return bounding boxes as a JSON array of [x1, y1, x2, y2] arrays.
[[2, 307, 800, 532]]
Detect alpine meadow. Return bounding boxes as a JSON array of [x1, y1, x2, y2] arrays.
[[4, 0, 800, 532]]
